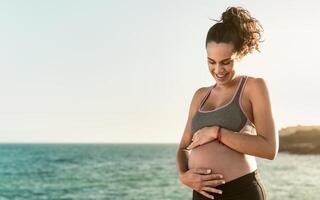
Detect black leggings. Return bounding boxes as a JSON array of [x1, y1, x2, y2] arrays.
[[192, 169, 267, 200]]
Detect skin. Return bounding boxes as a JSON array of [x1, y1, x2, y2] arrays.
[[176, 41, 278, 199]]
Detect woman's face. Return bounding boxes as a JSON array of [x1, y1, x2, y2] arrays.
[[206, 41, 239, 86]]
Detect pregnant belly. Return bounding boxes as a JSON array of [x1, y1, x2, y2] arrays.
[[186, 125, 258, 182]]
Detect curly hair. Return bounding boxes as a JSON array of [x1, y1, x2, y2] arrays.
[[205, 6, 264, 59]]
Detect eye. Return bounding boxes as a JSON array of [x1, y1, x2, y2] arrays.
[[222, 60, 231, 65], [208, 61, 216, 65]]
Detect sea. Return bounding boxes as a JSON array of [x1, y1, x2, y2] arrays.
[[0, 143, 319, 200]]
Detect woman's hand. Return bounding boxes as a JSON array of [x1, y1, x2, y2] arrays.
[[179, 168, 225, 199], [186, 126, 218, 150]]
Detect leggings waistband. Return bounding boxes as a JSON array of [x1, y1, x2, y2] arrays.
[[193, 169, 266, 200], [214, 169, 262, 194]]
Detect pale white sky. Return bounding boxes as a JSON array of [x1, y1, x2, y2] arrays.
[[0, 0, 319, 143]]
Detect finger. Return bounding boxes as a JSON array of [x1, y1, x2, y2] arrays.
[[187, 141, 199, 150], [203, 179, 226, 187], [192, 131, 200, 141], [194, 131, 199, 137], [201, 173, 224, 181], [191, 135, 198, 142], [193, 168, 212, 175], [198, 190, 214, 199], [186, 143, 192, 150], [201, 186, 223, 195]]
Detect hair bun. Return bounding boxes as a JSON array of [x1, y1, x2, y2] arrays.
[[205, 6, 263, 58], [221, 7, 241, 26], [209, 6, 263, 58]]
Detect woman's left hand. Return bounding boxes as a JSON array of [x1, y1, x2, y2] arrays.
[[186, 126, 218, 150]]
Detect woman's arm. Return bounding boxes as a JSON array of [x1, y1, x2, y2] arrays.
[[176, 87, 225, 199], [219, 78, 279, 160], [176, 89, 197, 176]]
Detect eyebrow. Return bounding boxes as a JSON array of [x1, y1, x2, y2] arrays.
[[207, 57, 232, 62]]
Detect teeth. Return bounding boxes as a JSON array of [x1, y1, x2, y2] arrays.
[[216, 73, 227, 78]]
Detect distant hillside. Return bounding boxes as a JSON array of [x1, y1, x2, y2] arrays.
[[279, 125, 320, 154]]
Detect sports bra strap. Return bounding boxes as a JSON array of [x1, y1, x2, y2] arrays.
[[233, 75, 247, 101]]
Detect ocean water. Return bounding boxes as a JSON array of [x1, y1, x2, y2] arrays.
[[0, 144, 319, 200]]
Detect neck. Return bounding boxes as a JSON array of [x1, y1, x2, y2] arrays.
[[215, 73, 240, 90]]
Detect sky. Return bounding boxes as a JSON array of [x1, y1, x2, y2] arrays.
[[0, 0, 320, 143]]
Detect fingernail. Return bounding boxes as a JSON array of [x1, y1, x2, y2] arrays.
[[222, 181, 225, 184], [219, 191, 223, 194], [207, 169, 211, 173]]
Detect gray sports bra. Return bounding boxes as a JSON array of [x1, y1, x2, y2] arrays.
[[191, 75, 255, 134]]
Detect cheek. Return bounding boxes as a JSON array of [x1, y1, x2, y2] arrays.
[[208, 66, 215, 74], [223, 63, 235, 72], [208, 64, 212, 70], [208, 63, 215, 71]]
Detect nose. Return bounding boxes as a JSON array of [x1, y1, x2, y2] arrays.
[[215, 64, 226, 74]]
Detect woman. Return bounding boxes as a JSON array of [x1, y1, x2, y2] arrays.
[[176, 6, 278, 200]]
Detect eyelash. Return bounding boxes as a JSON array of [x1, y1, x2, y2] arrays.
[[208, 61, 231, 65]]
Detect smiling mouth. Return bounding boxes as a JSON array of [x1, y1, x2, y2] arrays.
[[215, 73, 229, 79]]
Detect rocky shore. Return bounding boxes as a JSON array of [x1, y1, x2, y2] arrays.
[[279, 125, 320, 154]]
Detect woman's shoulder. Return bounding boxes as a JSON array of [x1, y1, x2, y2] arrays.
[[244, 75, 270, 99], [245, 75, 268, 88], [195, 85, 212, 96], [189, 85, 212, 110], [196, 84, 214, 99]]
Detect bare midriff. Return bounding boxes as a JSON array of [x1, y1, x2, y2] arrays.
[[186, 123, 257, 183]]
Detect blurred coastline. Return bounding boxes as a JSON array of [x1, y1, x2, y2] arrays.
[[279, 125, 320, 154]]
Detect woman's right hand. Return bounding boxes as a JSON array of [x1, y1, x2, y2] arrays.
[[179, 168, 225, 199]]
